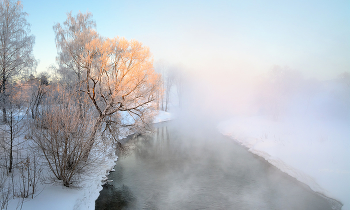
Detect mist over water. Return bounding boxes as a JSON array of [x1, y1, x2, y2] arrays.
[[95, 64, 349, 209], [91, 0, 349, 207], [156, 64, 350, 207], [173, 65, 350, 124], [96, 122, 341, 210]]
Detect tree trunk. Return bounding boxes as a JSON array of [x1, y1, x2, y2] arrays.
[[165, 91, 169, 112], [2, 107, 6, 123], [2, 71, 7, 123], [82, 116, 103, 161], [8, 111, 13, 173]]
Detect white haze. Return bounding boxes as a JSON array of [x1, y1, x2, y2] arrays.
[[165, 64, 350, 209]]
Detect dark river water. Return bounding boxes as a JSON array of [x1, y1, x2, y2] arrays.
[[95, 121, 341, 210]]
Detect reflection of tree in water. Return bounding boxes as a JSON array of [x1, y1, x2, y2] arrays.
[[115, 124, 171, 159], [95, 184, 135, 210], [134, 126, 174, 160], [114, 134, 139, 158], [133, 126, 195, 172], [117, 125, 175, 160]]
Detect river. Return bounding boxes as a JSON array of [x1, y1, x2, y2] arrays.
[[95, 121, 340, 210]]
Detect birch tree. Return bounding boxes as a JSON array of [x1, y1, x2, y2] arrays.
[[0, 0, 36, 122], [53, 11, 97, 84], [53, 12, 97, 117]]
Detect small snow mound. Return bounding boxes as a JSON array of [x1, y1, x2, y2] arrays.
[[153, 111, 173, 123]]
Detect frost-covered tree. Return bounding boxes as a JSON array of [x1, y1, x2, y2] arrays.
[[31, 85, 93, 187], [28, 73, 49, 119], [53, 11, 97, 85], [53, 12, 162, 159], [0, 0, 36, 122], [154, 62, 176, 111], [53, 12, 98, 117]]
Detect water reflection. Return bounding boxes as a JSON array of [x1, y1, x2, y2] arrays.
[[96, 122, 340, 210], [95, 184, 135, 210]]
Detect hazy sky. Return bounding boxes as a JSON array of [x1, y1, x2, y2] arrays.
[[21, 0, 350, 80]]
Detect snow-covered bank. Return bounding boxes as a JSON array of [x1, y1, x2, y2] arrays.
[[7, 149, 118, 210], [218, 116, 349, 209], [153, 111, 173, 123], [5, 111, 172, 210]]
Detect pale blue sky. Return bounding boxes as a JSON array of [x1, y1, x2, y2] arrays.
[[21, 0, 350, 80]]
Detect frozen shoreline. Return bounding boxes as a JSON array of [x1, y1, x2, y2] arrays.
[[153, 111, 173, 123], [7, 145, 118, 210], [218, 116, 349, 210], [7, 111, 173, 210]]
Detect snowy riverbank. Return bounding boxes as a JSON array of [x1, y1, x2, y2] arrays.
[[6, 111, 173, 210], [153, 111, 173, 123], [7, 147, 118, 210], [218, 116, 349, 209]]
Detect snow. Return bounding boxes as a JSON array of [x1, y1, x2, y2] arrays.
[[7, 151, 118, 210], [153, 110, 173, 123], [218, 116, 350, 209], [5, 111, 172, 210], [212, 75, 350, 209]]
